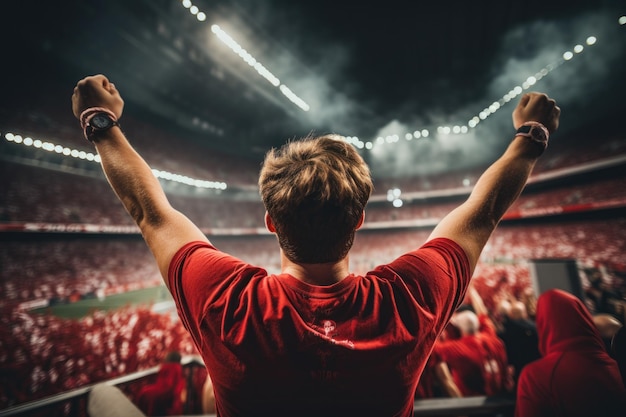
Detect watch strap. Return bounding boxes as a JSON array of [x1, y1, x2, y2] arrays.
[[515, 121, 549, 149], [80, 107, 119, 142]]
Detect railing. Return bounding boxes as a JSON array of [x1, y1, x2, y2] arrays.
[[0, 354, 515, 417], [413, 395, 515, 416], [0, 356, 207, 417]]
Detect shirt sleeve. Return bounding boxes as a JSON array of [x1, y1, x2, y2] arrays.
[[382, 238, 471, 329], [167, 241, 266, 349]]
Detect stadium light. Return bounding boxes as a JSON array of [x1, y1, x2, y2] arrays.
[[179, 1, 310, 112], [3, 132, 228, 190]]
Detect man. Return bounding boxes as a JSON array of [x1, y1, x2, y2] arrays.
[[72, 74, 559, 416], [515, 289, 626, 417]]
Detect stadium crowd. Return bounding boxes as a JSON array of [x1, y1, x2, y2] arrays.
[[1, 97, 625, 415]]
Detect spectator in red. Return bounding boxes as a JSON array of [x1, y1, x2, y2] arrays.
[[434, 309, 506, 397], [515, 289, 626, 417], [415, 335, 462, 399], [136, 351, 187, 416], [468, 287, 513, 394], [72, 74, 559, 416]]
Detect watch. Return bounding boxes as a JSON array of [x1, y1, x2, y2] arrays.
[[515, 122, 549, 148], [84, 112, 119, 141]]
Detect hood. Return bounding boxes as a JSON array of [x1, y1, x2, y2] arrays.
[[535, 289, 606, 356]]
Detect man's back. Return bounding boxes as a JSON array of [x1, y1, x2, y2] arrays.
[[69, 75, 561, 416], [169, 239, 470, 416]]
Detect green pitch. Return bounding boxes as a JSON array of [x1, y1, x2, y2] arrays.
[[31, 286, 173, 319]]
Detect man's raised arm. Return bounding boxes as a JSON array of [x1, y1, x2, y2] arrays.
[[428, 92, 560, 274], [72, 74, 209, 285]]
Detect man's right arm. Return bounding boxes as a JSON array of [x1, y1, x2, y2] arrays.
[[428, 92, 560, 275], [72, 74, 210, 285]]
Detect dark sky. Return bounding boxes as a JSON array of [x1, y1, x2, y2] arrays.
[[218, 0, 626, 175]]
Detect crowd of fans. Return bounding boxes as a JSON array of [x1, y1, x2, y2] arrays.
[[1, 218, 624, 412], [0, 238, 161, 308], [0, 304, 197, 409], [1, 107, 625, 414], [3, 157, 625, 230]]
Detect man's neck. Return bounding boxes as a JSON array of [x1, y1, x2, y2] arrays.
[[280, 253, 350, 286]]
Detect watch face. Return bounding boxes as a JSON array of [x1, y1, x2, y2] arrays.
[[91, 113, 113, 129], [530, 125, 547, 141]]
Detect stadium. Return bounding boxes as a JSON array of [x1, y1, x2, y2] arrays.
[[1, 0, 625, 416]]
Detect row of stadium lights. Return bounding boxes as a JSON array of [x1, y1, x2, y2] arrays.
[[180, 0, 310, 112], [346, 35, 600, 151], [180, 0, 624, 153], [381, 19, 624, 208], [2, 133, 227, 191], [5, 15, 624, 195], [181, 1, 624, 151]]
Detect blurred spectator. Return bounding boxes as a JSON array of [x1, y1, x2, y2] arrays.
[[415, 332, 462, 399], [515, 289, 626, 417], [585, 270, 621, 316], [467, 287, 513, 395], [497, 296, 541, 383], [433, 309, 507, 397], [201, 373, 216, 414], [136, 351, 187, 416], [611, 325, 626, 386], [593, 313, 624, 354]]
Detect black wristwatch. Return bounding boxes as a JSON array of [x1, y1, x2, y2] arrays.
[[84, 112, 119, 141], [515, 122, 549, 148]]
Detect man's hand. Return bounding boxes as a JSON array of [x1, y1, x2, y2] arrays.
[[72, 74, 124, 120], [512, 92, 560, 133]]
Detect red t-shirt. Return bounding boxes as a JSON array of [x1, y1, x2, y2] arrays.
[[168, 238, 470, 416]]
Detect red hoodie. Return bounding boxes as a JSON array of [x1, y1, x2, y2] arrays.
[[515, 289, 626, 417]]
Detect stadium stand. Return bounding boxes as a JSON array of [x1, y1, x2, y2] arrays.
[[1, 108, 625, 415]]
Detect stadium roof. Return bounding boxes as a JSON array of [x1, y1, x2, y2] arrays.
[[4, 0, 625, 177]]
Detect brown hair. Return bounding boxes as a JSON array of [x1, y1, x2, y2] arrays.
[[259, 134, 373, 263]]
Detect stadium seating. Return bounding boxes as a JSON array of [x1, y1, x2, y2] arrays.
[[1, 113, 625, 410]]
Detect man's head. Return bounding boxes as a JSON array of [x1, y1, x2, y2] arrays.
[[259, 135, 373, 264]]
